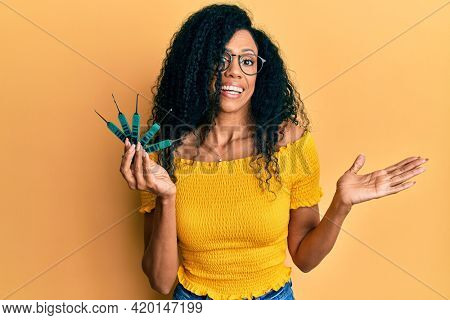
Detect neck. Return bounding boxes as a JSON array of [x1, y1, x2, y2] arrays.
[[207, 108, 253, 147]]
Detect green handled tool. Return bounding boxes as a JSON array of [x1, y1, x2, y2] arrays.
[[140, 108, 173, 146], [144, 137, 183, 153], [131, 94, 140, 145], [112, 93, 132, 141], [94, 109, 126, 143]]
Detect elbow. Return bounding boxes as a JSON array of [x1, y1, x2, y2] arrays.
[[298, 264, 314, 273], [297, 256, 327, 273], [142, 266, 171, 295], [295, 248, 330, 273], [294, 256, 317, 273], [295, 261, 312, 273], [150, 280, 172, 295], [141, 259, 176, 295]]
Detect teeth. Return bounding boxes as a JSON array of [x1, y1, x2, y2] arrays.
[[221, 85, 243, 93]]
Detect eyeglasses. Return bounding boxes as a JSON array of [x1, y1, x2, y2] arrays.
[[217, 51, 266, 76]]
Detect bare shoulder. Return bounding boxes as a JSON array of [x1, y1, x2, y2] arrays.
[[276, 119, 306, 150]]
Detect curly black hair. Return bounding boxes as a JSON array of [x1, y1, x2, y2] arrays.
[[147, 3, 312, 196]]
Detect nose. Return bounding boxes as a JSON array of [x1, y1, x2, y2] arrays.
[[224, 55, 242, 78]]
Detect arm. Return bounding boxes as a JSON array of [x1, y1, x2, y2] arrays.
[[288, 191, 352, 273], [288, 153, 428, 273], [142, 194, 179, 295], [120, 139, 179, 295]]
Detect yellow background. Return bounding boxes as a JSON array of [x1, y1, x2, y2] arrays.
[[1, 0, 449, 299]]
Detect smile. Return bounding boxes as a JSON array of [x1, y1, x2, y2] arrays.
[[221, 89, 243, 98], [220, 85, 244, 98]]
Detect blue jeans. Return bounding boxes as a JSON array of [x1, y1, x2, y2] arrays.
[[172, 278, 295, 300]]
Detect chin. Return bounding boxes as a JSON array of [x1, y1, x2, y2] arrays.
[[219, 102, 245, 113], [219, 97, 250, 112]]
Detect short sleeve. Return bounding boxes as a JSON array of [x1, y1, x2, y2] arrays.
[[137, 151, 159, 214], [138, 190, 157, 214], [289, 131, 324, 209]]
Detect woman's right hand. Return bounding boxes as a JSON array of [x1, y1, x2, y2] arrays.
[[120, 138, 176, 199]]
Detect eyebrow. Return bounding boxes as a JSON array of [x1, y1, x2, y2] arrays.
[[225, 48, 256, 54]]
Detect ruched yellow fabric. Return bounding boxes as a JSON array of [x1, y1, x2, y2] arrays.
[[138, 130, 323, 300]]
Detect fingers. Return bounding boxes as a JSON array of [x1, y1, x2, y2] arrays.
[[388, 157, 428, 185], [348, 154, 365, 175], [142, 149, 157, 180], [124, 137, 130, 153], [134, 142, 146, 190], [387, 180, 416, 195], [120, 139, 136, 188], [384, 156, 420, 174], [394, 157, 426, 175]]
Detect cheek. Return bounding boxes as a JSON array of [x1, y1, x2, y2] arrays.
[[246, 79, 257, 96]]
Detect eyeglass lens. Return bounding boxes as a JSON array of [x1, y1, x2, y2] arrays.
[[218, 52, 264, 75]]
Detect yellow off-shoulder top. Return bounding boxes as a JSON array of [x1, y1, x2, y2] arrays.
[[138, 129, 323, 300]]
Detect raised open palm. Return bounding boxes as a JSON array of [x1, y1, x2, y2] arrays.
[[336, 155, 429, 206]]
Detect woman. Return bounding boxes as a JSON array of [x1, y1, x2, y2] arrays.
[[119, 4, 428, 300]]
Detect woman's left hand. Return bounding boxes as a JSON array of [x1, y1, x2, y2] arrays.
[[335, 155, 429, 206]]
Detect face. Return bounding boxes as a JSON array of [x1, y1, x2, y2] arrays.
[[210, 29, 258, 113]]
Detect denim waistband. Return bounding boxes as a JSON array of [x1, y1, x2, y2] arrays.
[[172, 278, 295, 300]]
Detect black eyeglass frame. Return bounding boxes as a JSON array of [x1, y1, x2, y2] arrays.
[[217, 51, 267, 76]]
